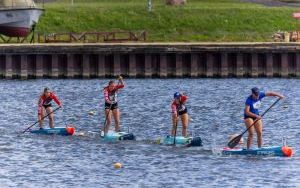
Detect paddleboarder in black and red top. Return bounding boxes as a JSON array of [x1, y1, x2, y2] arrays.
[[38, 87, 62, 129], [171, 92, 189, 137], [244, 87, 284, 149], [103, 76, 124, 133]]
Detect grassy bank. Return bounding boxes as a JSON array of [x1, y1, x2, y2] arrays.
[[36, 0, 300, 42]]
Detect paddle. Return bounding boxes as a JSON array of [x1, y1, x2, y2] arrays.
[[173, 109, 179, 145], [21, 106, 61, 134], [227, 98, 281, 149]]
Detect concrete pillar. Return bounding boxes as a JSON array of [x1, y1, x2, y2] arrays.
[[266, 53, 273, 77], [296, 53, 300, 77], [82, 54, 90, 78], [159, 54, 167, 78], [190, 54, 198, 77], [5, 55, 12, 79], [51, 54, 59, 78], [145, 54, 152, 77], [176, 54, 183, 77], [281, 53, 289, 77], [221, 53, 228, 77], [251, 53, 258, 77], [113, 53, 121, 77], [67, 54, 75, 78], [36, 55, 43, 78], [20, 55, 28, 79], [129, 54, 137, 78], [236, 53, 243, 77], [97, 54, 105, 77], [206, 53, 213, 77]]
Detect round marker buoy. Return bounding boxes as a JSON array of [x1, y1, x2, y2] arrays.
[[114, 162, 122, 169]]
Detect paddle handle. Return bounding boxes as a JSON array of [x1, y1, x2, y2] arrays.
[[22, 106, 61, 133], [241, 98, 281, 135]]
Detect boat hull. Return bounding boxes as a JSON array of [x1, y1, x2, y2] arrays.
[[102, 131, 135, 142], [0, 8, 43, 37], [221, 146, 293, 157], [163, 135, 202, 147], [30, 127, 75, 136]]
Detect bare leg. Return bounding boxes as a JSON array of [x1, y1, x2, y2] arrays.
[[254, 120, 263, 148], [104, 109, 112, 133], [181, 113, 189, 137], [38, 108, 45, 128], [112, 108, 120, 132], [245, 118, 255, 149], [46, 107, 54, 128]]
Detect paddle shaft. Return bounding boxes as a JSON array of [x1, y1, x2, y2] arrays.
[[240, 98, 281, 136], [173, 109, 179, 145], [22, 106, 61, 133]]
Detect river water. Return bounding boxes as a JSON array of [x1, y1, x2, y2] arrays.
[[0, 79, 299, 187]]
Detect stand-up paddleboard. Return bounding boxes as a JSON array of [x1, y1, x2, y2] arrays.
[[30, 127, 75, 136], [101, 130, 135, 142], [163, 135, 202, 147], [221, 146, 293, 157]]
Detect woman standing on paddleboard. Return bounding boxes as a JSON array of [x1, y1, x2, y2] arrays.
[[103, 76, 124, 133], [171, 92, 189, 137], [38, 87, 62, 129], [244, 87, 284, 149]]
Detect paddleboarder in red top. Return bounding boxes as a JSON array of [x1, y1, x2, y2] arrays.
[[103, 76, 124, 133], [171, 92, 189, 137], [38, 87, 62, 129]]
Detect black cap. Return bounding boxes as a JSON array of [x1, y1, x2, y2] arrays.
[[251, 87, 259, 96]]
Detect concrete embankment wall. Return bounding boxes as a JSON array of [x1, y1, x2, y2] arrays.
[[0, 43, 299, 79]]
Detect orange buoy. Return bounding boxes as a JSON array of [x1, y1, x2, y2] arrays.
[[114, 162, 122, 169], [66, 126, 75, 135], [282, 146, 293, 157]]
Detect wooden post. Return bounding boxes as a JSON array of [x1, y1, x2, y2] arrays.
[[176, 54, 183, 77], [159, 54, 167, 78], [206, 53, 213, 77], [266, 53, 273, 77], [36, 55, 43, 78], [145, 54, 152, 77], [236, 53, 243, 77], [251, 53, 258, 77], [113, 53, 121, 77], [20, 55, 28, 79], [82, 54, 90, 78], [190, 54, 198, 77], [97, 54, 105, 78], [51, 54, 59, 78], [67, 54, 75, 78], [221, 53, 228, 78], [281, 53, 288, 77], [5, 55, 12, 79], [296, 53, 300, 77], [129, 54, 137, 78]]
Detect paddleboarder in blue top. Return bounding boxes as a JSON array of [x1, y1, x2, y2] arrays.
[[244, 87, 284, 149]]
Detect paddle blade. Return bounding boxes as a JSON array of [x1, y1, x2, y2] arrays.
[[227, 134, 242, 149]]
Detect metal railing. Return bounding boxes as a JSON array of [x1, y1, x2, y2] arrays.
[[37, 31, 147, 43]]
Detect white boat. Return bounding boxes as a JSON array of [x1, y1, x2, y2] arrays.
[[0, 0, 43, 37]]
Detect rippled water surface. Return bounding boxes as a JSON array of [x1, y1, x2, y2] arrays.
[[0, 79, 299, 187]]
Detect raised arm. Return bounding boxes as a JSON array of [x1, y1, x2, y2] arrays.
[[265, 92, 284, 99]]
